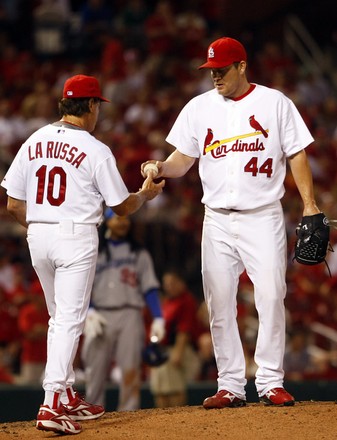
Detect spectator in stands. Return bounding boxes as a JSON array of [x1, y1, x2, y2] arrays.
[[0, 96, 29, 174], [32, 0, 71, 56], [196, 301, 217, 381], [115, 0, 150, 52], [16, 279, 49, 385], [4, 263, 29, 308], [144, 1, 177, 61], [99, 31, 126, 104], [175, 8, 207, 61], [256, 41, 297, 88], [295, 72, 332, 107], [283, 328, 315, 380], [20, 79, 57, 136], [113, 130, 154, 192], [0, 356, 16, 383], [149, 269, 202, 407], [0, 285, 20, 376], [79, 0, 113, 56]]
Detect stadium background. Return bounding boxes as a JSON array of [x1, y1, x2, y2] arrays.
[[0, 0, 337, 423]]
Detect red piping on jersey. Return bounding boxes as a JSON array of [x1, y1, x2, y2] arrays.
[[230, 83, 256, 101]]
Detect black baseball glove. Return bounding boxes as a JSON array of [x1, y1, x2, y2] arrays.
[[294, 212, 330, 265]]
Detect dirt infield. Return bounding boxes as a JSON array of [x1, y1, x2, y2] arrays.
[[0, 401, 336, 439]]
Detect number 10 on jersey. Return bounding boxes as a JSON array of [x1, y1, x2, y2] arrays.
[[36, 165, 66, 206]]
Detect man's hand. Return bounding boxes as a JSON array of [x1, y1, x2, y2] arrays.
[[150, 317, 165, 343], [140, 174, 165, 201], [141, 161, 164, 179]]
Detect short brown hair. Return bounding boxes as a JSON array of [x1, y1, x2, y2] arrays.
[[58, 97, 100, 117]]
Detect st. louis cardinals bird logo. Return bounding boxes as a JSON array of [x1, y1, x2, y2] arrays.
[[249, 115, 268, 138], [203, 128, 213, 154]]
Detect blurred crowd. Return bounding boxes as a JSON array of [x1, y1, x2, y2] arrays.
[[1, 0, 337, 393]]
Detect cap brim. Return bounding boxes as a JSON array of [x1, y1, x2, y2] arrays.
[[198, 60, 239, 70], [99, 96, 110, 103]]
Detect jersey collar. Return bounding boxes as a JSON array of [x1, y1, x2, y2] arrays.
[[52, 121, 84, 130], [230, 83, 256, 101]]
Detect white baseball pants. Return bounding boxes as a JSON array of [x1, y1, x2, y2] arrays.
[[27, 221, 98, 393], [201, 201, 287, 398]]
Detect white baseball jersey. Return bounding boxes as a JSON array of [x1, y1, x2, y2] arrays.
[[166, 84, 314, 210], [1, 123, 130, 224]]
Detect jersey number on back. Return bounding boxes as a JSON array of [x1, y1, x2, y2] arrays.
[[35, 165, 66, 206], [244, 157, 273, 178]]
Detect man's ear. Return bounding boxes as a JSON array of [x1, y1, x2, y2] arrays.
[[239, 61, 247, 74], [88, 98, 95, 111]]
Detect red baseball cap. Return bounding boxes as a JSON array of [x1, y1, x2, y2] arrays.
[[198, 37, 247, 69], [63, 74, 110, 102]]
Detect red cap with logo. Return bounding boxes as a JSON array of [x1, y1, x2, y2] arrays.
[[63, 74, 110, 102], [198, 37, 247, 69]]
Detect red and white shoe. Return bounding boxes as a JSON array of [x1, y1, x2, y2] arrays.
[[63, 392, 105, 420], [36, 405, 82, 435], [260, 388, 295, 406], [203, 390, 246, 409]]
